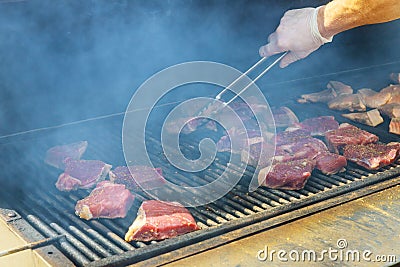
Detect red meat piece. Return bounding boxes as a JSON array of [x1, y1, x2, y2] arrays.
[[343, 143, 400, 170], [258, 159, 316, 190], [125, 200, 200, 242], [75, 181, 134, 220], [293, 116, 339, 136], [315, 152, 347, 175], [109, 166, 166, 191], [45, 141, 88, 169], [324, 123, 379, 153], [55, 158, 111, 191]]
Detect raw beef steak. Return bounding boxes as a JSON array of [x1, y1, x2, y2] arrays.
[[274, 137, 328, 162], [343, 143, 400, 170], [125, 200, 200, 242], [55, 158, 111, 191], [258, 159, 316, 190], [324, 123, 379, 153], [315, 152, 347, 175], [45, 141, 88, 169], [75, 181, 134, 220], [109, 166, 166, 191], [292, 116, 339, 136], [275, 129, 311, 146]]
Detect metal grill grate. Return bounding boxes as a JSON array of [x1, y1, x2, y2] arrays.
[[0, 107, 400, 266]]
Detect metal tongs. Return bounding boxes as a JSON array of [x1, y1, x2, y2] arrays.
[[196, 51, 288, 118]]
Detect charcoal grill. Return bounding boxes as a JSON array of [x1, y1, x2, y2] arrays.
[[0, 61, 400, 266]]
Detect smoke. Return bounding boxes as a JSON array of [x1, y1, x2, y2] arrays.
[[0, 0, 399, 137]]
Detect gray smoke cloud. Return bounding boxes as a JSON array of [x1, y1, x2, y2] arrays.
[[0, 0, 399, 136]]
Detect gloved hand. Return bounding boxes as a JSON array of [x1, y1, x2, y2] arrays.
[[259, 7, 333, 68]]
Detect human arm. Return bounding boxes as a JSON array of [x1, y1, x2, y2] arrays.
[[320, 0, 400, 37], [259, 0, 400, 68]]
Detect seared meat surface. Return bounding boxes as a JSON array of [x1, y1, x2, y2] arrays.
[[378, 103, 400, 119], [275, 137, 328, 162], [328, 94, 366, 112], [343, 143, 400, 170], [315, 152, 347, 175], [292, 116, 339, 136], [325, 123, 379, 153], [258, 159, 315, 190], [125, 200, 199, 242], [275, 129, 311, 145], [341, 109, 384, 127], [109, 166, 166, 191], [298, 88, 337, 104], [327, 80, 353, 95], [75, 181, 134, 220], [357, 88, 391, 108]]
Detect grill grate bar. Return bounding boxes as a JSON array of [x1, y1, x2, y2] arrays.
[[48, 190, 134, 252], [0, 187, 91, 266], [302, 184, 320, 194], [201, 204, 238, 221], [195, 207, 229, 224], [229, 190, 269, 210], [24, 214, 91, 266], [313, 173, 343, 186], [44, 191, 129, 256], [26, 191, 110, 259], [2, 94, 400, 267], [306, 180, 329, 191], [18, 189, 103, 261], [50, 188, 147, 250], [235, 186, 278, 207], [258, 189, 293, 204], [148, 151, 253, 220]]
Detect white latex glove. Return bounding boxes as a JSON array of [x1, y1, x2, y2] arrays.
[[259, 7, 333, 68]]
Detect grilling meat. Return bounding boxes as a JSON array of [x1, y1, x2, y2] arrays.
[[109, 166, 166, 191], [380, 84, 400, 96], [258, 159, 315, 190], [271, 106, 299, 128], [328, 94, 366, 112], [216, 128, 267, 153], [75, 181, 134, 220], [241, 140, 275, 169], [125, 200, 200, 242], [297, 81, 352, 104], [164, 118, 217, 135], [389, 118, 400, 135], [55, 158, 112, 191], [324, 123, 379, 153], [327, 80, 354, 95], [297, 87, 337, 104], [386, 94, 400, 105], [343, 143, 400, 170], [275, 137, 328, 162], [357, 88, 391, 108], [315, 152, 347, 175], [341, 109, 384, 127], [378, 103, 400, 118], [45, 141, 88, 169], [275, 129, 311, 145], [292, 116, 339, 136], [390, 73, 400, 84]]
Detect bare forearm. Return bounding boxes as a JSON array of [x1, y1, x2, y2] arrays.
[[318, 0, 400, 38]]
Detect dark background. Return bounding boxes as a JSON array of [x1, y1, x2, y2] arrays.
[[0, 0, 399, 136]]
